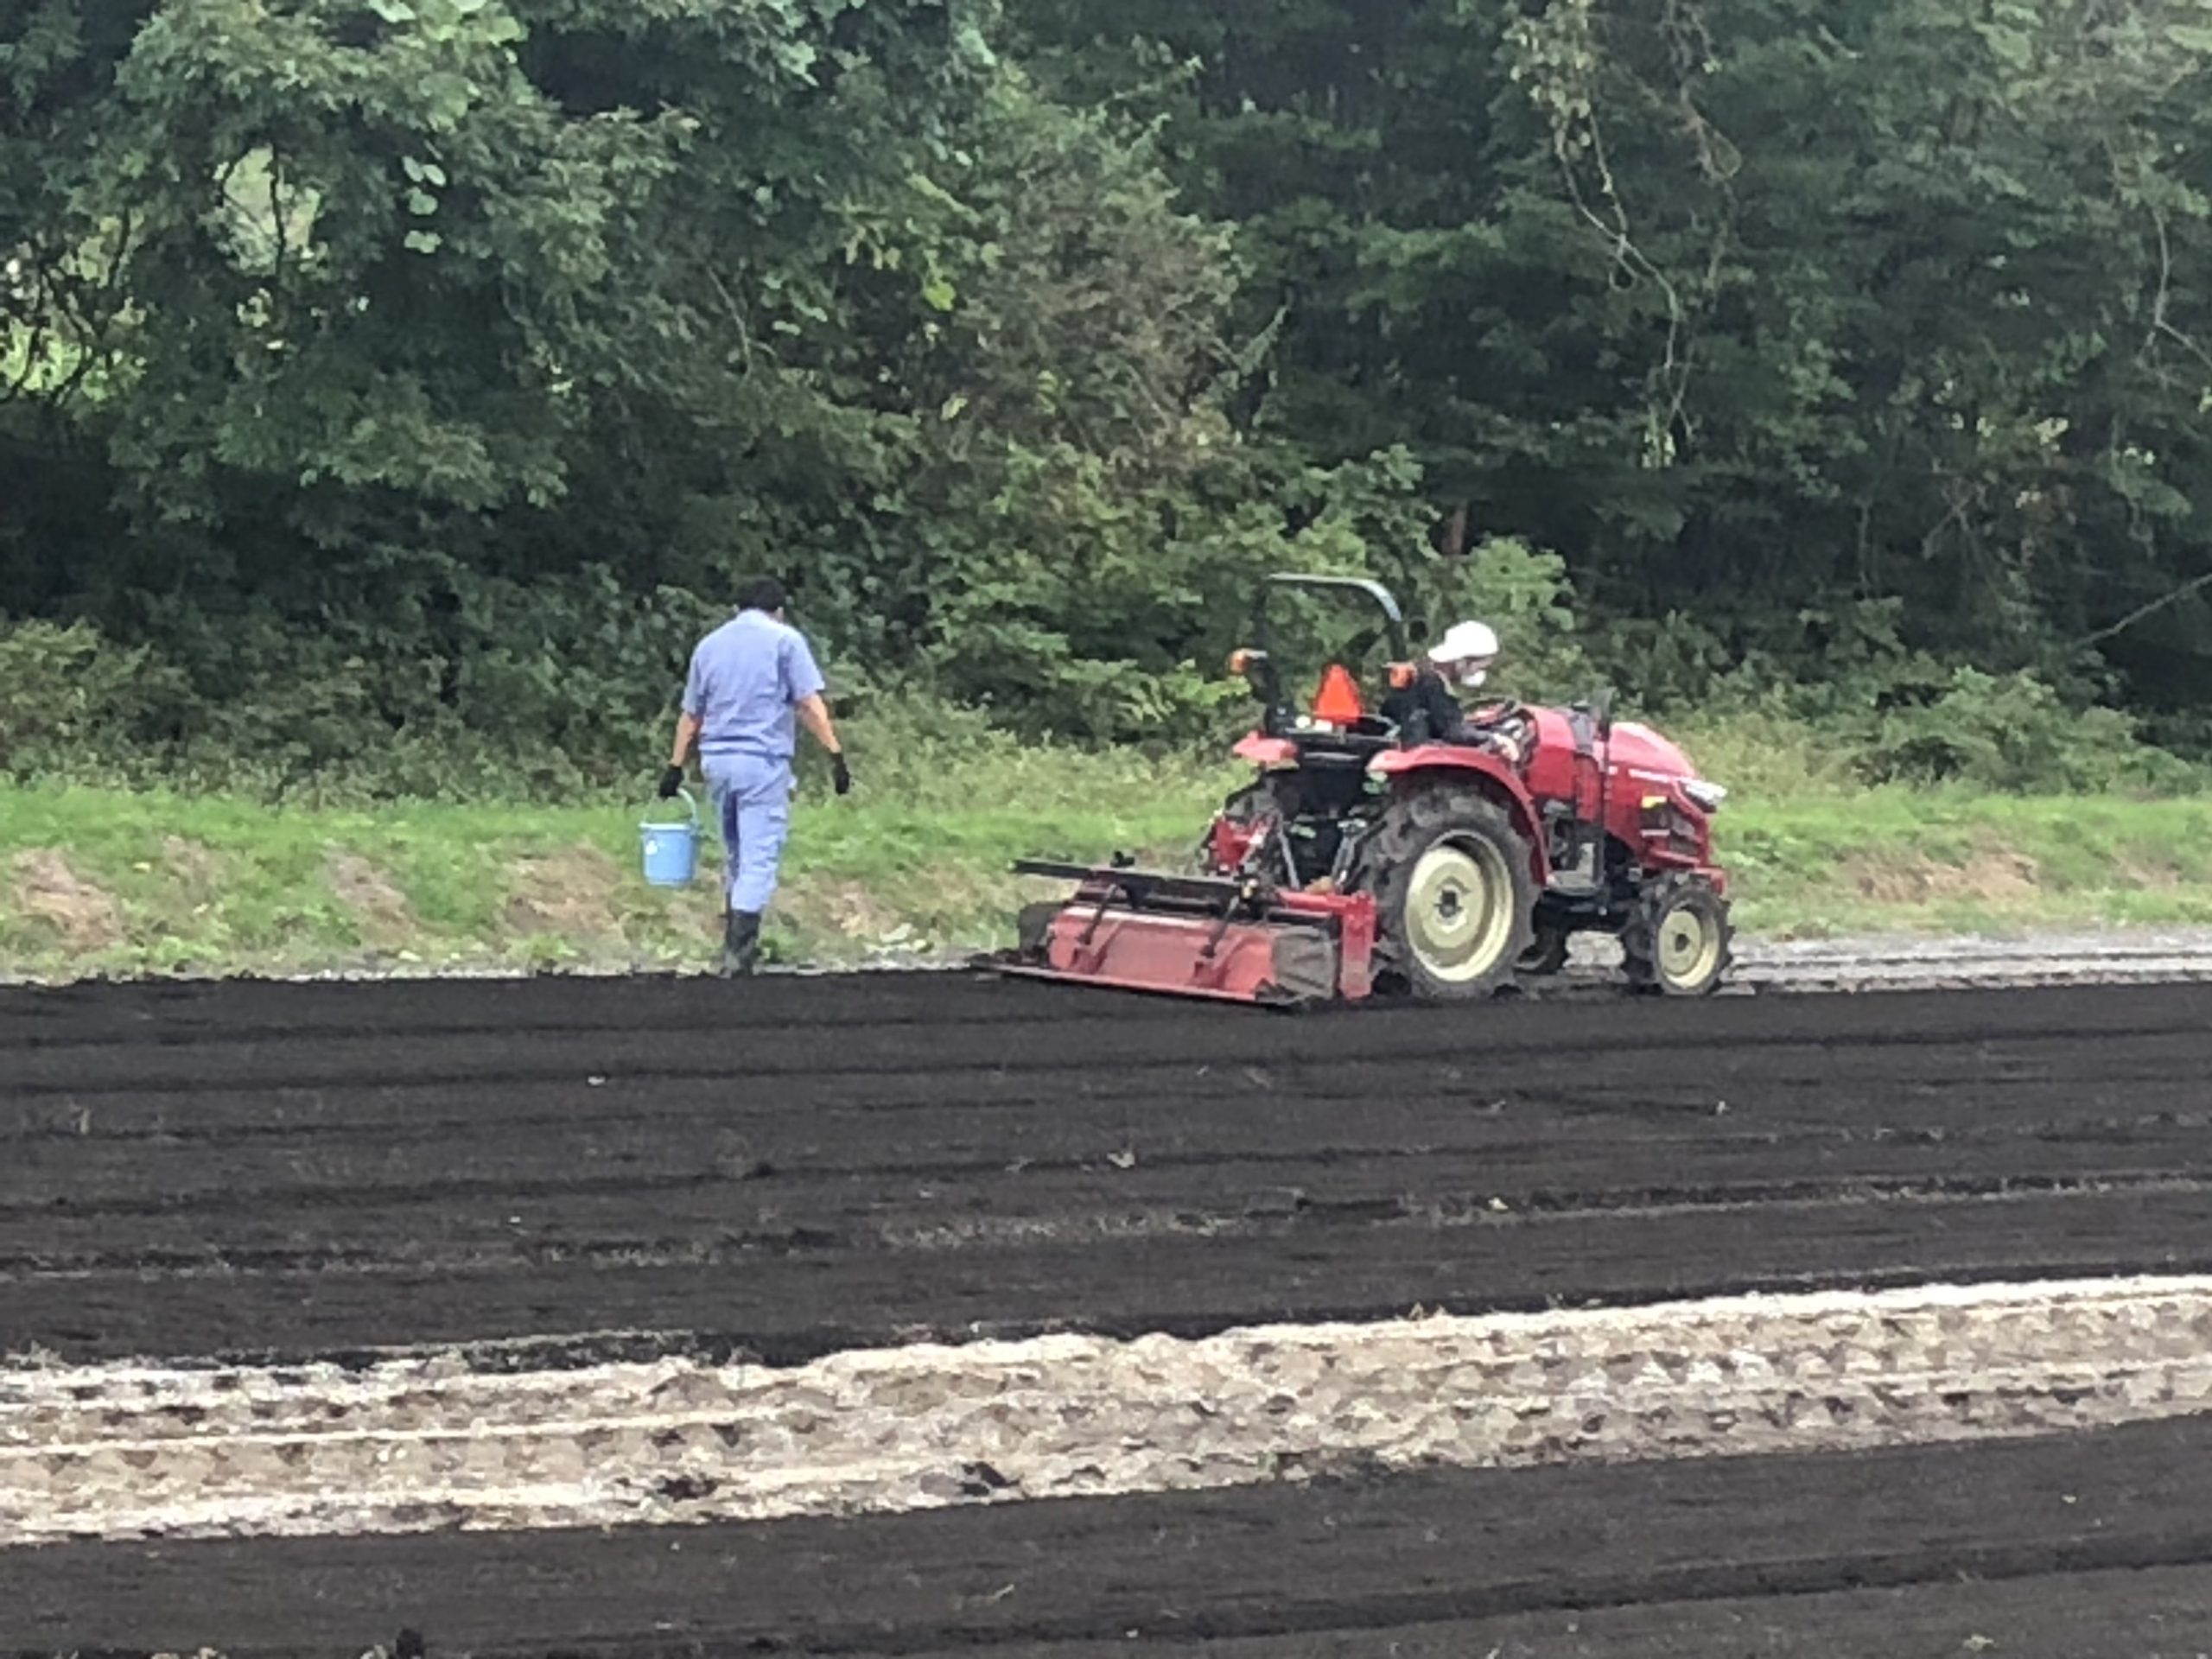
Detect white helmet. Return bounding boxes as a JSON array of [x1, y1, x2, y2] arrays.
[[1428, 620, 1499, 689]]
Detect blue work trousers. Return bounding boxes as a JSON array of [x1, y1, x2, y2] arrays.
[[702, 752, 793, 914]]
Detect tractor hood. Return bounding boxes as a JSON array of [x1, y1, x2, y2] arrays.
[[1606, 720, 1701, 786]]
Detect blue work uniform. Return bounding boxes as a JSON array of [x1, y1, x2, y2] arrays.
[[682, 609, 827, 914]]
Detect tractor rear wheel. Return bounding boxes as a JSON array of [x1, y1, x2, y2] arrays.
[[1624, 874, 1733, 995], [1364, 791, 1538, 1001]]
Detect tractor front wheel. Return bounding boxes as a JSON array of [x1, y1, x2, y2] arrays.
[[1624, 874, 1733, 996], [1366, 791, 1538, 1001]]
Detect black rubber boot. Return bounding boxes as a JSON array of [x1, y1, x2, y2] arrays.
[[721, 909, 762, 978]]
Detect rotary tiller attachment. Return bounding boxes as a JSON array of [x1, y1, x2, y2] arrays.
[[992, 860, 1376, 1008]]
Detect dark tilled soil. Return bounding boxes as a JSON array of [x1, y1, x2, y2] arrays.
[[8, 1414, 2212, 1656], [10, 974, 2212, 1659], [5, 975, 2212, 1363]]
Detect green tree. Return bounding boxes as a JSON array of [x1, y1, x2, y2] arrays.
[[1015, 0, 2212, 715]]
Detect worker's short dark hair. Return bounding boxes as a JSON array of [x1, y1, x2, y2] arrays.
[[736, 575, 786, 614]]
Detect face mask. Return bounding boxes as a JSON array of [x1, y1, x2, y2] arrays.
[[1458, 664, 1490, 690]]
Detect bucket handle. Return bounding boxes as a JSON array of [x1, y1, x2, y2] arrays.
[[641, 787, 701, 830]]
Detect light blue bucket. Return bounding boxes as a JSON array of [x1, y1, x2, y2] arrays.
[[639, 789, 702, 887]]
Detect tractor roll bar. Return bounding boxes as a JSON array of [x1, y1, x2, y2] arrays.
[[1255, 574, 1410, 662], [1243, 573, 1413, 734]]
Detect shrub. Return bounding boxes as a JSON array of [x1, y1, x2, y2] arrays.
[[1855, 667, 2202, 794], [0, 620, 190, 779], [915, 440, 1437, 744]]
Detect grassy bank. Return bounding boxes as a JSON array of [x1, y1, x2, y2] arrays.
[[4, 730, 2211, 979], [0, 744, 1227, 979]]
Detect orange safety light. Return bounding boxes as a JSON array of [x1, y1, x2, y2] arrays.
[[1311, 662, 1366, 724]]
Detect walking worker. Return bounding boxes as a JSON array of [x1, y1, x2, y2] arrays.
[[659, 577, 852, 976]]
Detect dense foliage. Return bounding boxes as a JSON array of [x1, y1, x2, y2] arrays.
[[5, 0, 2212, 795]]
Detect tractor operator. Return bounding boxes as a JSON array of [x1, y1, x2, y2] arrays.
[[659, 576, 851, 976], [1387, 619, 1535, 766]]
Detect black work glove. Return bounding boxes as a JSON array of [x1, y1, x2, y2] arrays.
[[658, 764, 686, 800], [830, 752, 853, 797]]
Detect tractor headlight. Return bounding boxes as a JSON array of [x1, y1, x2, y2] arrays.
[[1681, 779, 1728, 812]]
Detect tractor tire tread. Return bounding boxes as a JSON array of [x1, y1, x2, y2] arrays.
[[1359, 785, 1538, 1002], [1623, 871, 1734, 996]]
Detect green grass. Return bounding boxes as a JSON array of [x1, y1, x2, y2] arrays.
[[1722, 791, 2212, 937], [0, 747, 1231, 979], [4, 730, 2211, 980]]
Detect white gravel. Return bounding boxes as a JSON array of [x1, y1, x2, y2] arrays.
[[8, 1274, 2212, 1546]]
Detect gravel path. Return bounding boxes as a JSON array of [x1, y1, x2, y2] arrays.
[[10, 1275, 2212, 1546], [1730, 925, 2212, 990], [1534, 923, 2212, 993]]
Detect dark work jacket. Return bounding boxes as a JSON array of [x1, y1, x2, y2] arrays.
[[1380, 666, 1471, 745]]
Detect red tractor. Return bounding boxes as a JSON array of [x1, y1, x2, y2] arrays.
[[1000, 574, 1733, 1006]]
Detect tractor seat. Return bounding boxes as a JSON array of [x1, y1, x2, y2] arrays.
[[1288, 722, 1395, 761]]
